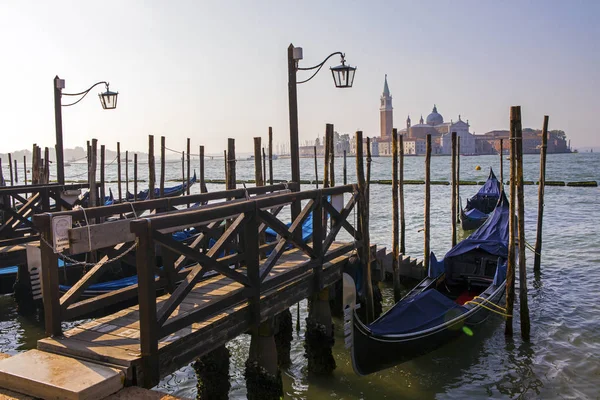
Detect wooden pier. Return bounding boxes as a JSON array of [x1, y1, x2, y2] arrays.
[[24, 183, 361, 389]]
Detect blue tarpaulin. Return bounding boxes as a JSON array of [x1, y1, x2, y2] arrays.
[[464, 168, 501, 215]]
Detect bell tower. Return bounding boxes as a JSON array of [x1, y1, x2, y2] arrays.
[[380, 75, 393, 139]]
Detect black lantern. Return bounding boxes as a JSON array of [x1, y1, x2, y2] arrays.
[[99, 86, 118, 110], [330, 56, 356, 88]]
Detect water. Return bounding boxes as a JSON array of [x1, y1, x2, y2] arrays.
[[1, 152, 599, 399]]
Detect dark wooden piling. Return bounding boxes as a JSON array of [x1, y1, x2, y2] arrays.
[[324, 127, 330, 189], [313, 146, 318, 189], [366, 138, 372, 200], [133, 153, 138, 202], [262, 148, 267, 185], [399, 134, 405, 254], [254, 138, 263, 186], [456, 137, 460, 218], [515, 107, 530, 340], [223, 150, 228, 183], [181, 152, 185, 194], [23, 156, 27, 185], [31, 146, 38, 185], [343, 150, 347, 185], [424, 134, 431, 273], [100, 144, 106, 203], [8, 153, 13, 186], [89, 139, 98, 207], [117, 142, 122, 202], [160, 137, 166, 198], [355, 131, 375, 323], [451, 132, 457, 246], [13, 159, 18, 184], [328, 124, 335, 186], [392, 129, 401, 302], [199, 146, 206, 193], [268, 127, 274, 185], [125, 151, 129, 199], [186, 138, 191, 196], [227, 139, 236, 190], [534, 116, 549, 272], [499, 138, 504, 189], [43, 147, 49, 184], [148, 135, 156, 200], [505, 107, 518, 336]]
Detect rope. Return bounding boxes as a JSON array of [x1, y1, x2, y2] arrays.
[[524, 240, 541, 256], [464, 295, 512, 318], [81, 207, 92, 253]]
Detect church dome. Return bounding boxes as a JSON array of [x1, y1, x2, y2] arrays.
[[426, 105, 444, 126]]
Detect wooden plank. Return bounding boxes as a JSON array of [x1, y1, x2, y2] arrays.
[[69, 219, 133, 254]]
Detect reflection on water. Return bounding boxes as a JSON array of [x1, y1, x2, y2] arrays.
[[0, 153, 599, 399]]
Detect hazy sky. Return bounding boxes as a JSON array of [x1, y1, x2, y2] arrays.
[[1, 1, 598, 154]]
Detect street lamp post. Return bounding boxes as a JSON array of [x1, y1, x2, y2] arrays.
[[287, 43, 356, 191], [53, 76, 118, 185]]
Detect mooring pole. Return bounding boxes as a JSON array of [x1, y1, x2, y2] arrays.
[[199, 146, 206, 193], [125, 151, 129, 200], [499, 138, 504, 190], [133, 153, 138, 202], [515, 106, 530, 340], [456, 137, 461, 221], [324, 126, 331, 189], [23, 156, 27, 185], [343, 150, 347, 185], [392, 129, 401, 302], [366, 137, 372, 204], [160, 137, 166, 198], [186, 138, 191, 196], [254, 138, 263, 186], [181, 152, 185, 197], [13, 159, 18, 184], [268, 127, 274, 185], [100, 144, 106, 204], [328, 124, 335, 186], [223, 150, 228, 184], [424, 134, 431, 273], [355, 131, 375, 323], [399, 134, 405, 254], [534, 116, 549, 272], [89, 139, 98, 207], [227, 139, 236, 190], [8, 153, 13, 186], [148, 135, 155, 200], [451, 132, 457, 246], [313, 146, 318, 189], [505, 106, 518, 337], [117, 142, 122, 202], [262, 148, 267, 186]]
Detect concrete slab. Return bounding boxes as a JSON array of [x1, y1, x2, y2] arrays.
[[0, 350, 124, 400]]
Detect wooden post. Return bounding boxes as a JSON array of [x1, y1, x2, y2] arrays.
[[313, 146, 318, 189], [23, 156, 27, 185], [181, 152, 185, 195], [8, 153, 13, 186], [186, 138, 191, 195], [160, 137, 166, 198], [38, 216, 62, 336], [534, 116, 549, 272], [223, 150, 228, 184], [366, 137, 372, 206], [324, 127, 330, 189], [117, 142, 122, 202], [515, 106, 530, 340], [392, 129, 401, 302], [227, 139, 236, 190], [31, 145, 38, 185], [44, 147, 50, 184], [254, 138, 263, 186], [499, 138, 504, 189], [262, 148, 266, 185], [148, 135, 155, 200], [328, 124, 335, 186], [125, 151, 129, 200], [13, 159, 18, 184], [343, 150, 347, 185], [134, 153, 138, 202], [451, 132, 457, 247], [355, 131, 374, 323], [199, 146, 206, 193], [399, 134, 405, 254], [456, 137, 461, 220], [424, 134, 431, 273], [89, 139, 97, 207], [268, 127, 274, 185], [100, 144, 106, 204], [505, 107, 518, 336]]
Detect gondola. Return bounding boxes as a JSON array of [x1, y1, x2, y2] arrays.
[[126, 171, 197, 201], [459, 168, 501, 230], [344, 192, 510, 376]]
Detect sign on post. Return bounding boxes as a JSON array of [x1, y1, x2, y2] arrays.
[[52, 215, 72, 253]]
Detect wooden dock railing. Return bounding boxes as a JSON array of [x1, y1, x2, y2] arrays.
[[34, 183, 298, 336], [129, 183, 360, 384]]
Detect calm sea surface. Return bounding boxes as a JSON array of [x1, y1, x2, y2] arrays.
[[1, 152, 599, 399]]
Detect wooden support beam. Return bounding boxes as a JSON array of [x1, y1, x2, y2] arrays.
[[424, 134, 431, 273], [38, 215, 62, 337], [355, 131, 374, 323], [534, 116, 549, 272], [392, 128, 401, 302]]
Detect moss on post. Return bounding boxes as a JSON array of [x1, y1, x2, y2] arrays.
[[274, 309, 292, 368], [304, 288, 336, 375], [193, 345, 231, 400], [245, 319, 282, 400]]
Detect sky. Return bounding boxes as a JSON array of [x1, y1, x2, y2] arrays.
[[1, 0, 598, 154]]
